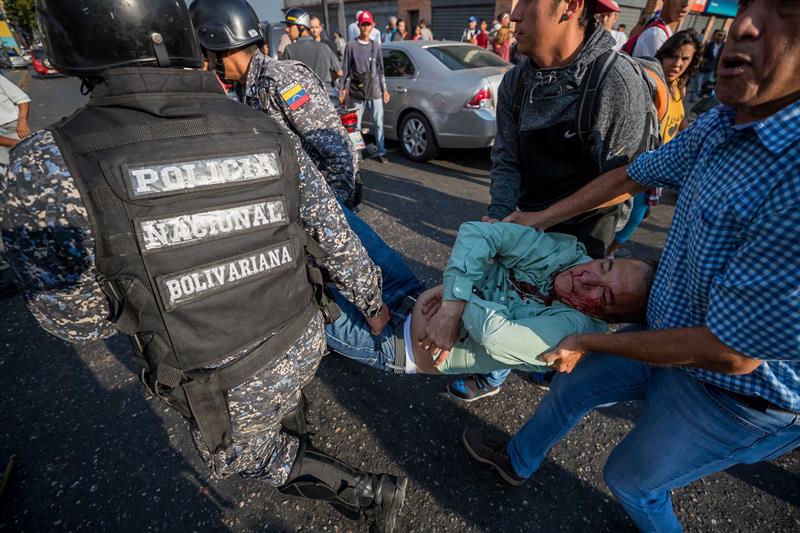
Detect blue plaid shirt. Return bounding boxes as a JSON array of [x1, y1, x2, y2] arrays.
[[628, 100, 800, 411]]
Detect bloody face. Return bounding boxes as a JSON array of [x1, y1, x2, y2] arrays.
[[552, 259, 652, 321]]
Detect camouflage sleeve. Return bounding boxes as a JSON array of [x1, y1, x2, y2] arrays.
[[268, 61, 357, 207], [293, 138, 382, 317], [0, 131, 116, 343]]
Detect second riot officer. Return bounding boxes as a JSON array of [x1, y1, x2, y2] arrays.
[[189, 0, 359, 209], [1, 1, 407, 531]]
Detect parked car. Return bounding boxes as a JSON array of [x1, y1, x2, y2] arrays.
[[31, 48, 61, 77], [21, 49, 32, 65], [361, 41, 512, 161], [0, 49, 27, 69]]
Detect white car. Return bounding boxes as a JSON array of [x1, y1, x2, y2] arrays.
[[364, 41, 512, 161]]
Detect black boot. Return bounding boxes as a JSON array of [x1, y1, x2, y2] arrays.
[[280, 391, 310, 438], [278, 438, 408, 533]]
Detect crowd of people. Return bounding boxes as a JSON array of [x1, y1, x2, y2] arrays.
[[0, 0, 798, 532]]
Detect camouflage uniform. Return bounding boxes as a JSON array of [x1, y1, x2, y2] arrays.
[[239, 49, 358, 208], [0, 129, 382, 486]]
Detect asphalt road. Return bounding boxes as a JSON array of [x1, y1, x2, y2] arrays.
[[1, 68, 798, 533]]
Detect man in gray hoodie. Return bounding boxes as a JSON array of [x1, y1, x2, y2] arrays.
[[449, 0, 656, 402]]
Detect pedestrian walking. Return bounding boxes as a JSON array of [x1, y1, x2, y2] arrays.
[[340, 11, 391, 164], [384, 16, 397, 43], [689, 29, 725, 101], [461, 16, 479, 44], [0, 71, 30, 298], [2, 1, 407, 531], [392, 20, 408, 42], [348, 10, 381, 42], [419, 19, 434, 40], [0, 73, 30, 169], [282, 8, 343, 89], [596, 2, 626, 51], [464, 4, 800, 531], [476, 19, 490, 49], [492, 26, 512, 61], [449, 0, 657, 402]]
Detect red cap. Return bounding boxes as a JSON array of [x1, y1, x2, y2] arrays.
[[594, 0, 621, 13], [357, 11, 375, 25]]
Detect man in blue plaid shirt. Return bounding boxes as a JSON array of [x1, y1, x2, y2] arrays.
[[461, 1, 800, 530]]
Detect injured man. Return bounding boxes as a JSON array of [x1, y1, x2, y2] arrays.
[[325, 221, 655, 375]]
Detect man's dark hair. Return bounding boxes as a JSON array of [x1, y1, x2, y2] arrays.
[[655, 29, 704, 89], [617, 24, 626, 30], [550, 0, 597, 34]]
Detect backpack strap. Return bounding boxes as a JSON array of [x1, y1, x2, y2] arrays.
[[576, 50, 619, 146]]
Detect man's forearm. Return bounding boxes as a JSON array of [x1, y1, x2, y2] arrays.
[[539, 165, 645, 228], [574, 327, 762, 375], [17, 101, 29, 122]]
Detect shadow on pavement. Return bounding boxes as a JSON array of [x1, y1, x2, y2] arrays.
[[363, 172, 486, 248], [0, 297, 239, 530], [314, 355, 635, 531]]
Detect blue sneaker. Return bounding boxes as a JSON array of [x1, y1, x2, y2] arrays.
[[447, 375, 501, 402]]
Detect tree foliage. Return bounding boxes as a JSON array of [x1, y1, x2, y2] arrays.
[[3, 0, 37, 34]]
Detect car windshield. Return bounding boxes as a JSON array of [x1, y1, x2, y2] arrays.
[[425, 45, 509, 70]]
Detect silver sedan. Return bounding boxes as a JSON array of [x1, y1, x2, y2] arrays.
[[365, 41, 512, 162]]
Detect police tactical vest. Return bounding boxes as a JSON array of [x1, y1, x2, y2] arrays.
[[50, 68, 320, 453]]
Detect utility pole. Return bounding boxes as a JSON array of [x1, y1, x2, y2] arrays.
[[321, 0, 330, 32], [337, 0, 346, 36]]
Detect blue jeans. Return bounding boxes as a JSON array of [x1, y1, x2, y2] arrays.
[[324, 204, 423, 370], [354, 97, 385, 155], [507, 351, 800, 532]]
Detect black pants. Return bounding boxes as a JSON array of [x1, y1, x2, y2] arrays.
[[547, 205, 620, 259]]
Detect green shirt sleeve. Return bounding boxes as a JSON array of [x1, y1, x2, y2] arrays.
[[455, 296, 606, 368], [443, 221, 586, 301]]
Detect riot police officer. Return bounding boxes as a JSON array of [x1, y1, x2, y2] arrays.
[[1, 1, 406, 531], [189, 0, 359, 210]]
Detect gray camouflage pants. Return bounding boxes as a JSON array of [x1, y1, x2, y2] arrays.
[[192, 312, 325, 486]]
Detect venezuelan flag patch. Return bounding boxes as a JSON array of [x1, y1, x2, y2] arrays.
[[281, 83, 310, 111]]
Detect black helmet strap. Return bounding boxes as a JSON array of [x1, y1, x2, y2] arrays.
[[214, 54, 226, 81], [151, 33, 171, 68]]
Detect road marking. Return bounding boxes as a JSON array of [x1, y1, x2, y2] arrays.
[[18, 70, 30, 91]]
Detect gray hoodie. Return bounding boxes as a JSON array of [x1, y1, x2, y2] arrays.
[[488, 27, 654, 220]]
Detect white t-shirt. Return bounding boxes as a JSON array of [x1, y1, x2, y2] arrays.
[[0, 74, 30, 126], [632, 24, 673, 58], [610, 30, 627, 51]]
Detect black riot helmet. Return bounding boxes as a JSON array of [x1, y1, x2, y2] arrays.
[[35, 0, 203, 77], [283, 8, 311, 30], [188, 0, 264, 52]]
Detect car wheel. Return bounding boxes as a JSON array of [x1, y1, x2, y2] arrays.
[[400, 111, 439, 162]]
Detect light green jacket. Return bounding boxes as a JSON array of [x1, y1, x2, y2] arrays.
[[437, 222, 607, 375]]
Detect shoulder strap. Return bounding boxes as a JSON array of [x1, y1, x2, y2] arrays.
[[576, 50, 619, 145]]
